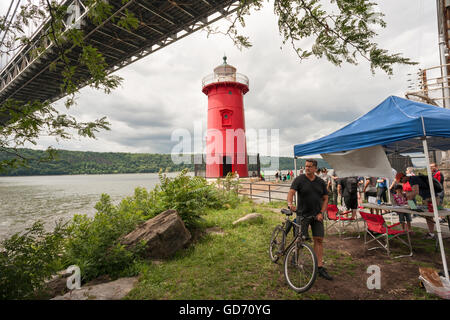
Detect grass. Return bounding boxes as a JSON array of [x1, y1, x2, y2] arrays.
[[124, 198, 448, 300], [125, 199, 329, 300]]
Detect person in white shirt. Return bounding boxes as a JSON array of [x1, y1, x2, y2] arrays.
[[406, 167, 415, 176]]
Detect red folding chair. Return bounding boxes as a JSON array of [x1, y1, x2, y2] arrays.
[[325, 204, 361, 239], [359, 211, 412, 258]]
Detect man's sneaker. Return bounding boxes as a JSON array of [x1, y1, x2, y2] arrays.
[[423, 233, 436, 240], [318, 267, 333, 280]]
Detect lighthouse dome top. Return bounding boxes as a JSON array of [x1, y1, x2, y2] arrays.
[[213, 55, 237, 77], [202, 56, 249, 89]]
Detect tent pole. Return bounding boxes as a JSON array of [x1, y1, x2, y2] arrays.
[[294, 156, 297, 177], [386, 178, 393, 224], [422, 138, 449, 282]]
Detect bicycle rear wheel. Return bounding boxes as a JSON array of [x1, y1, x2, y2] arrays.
[[283, 242, 318, 293], [269, 225, 285, 263]]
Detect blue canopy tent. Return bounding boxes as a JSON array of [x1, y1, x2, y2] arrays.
[[294, 96, 450, 156], [293, 95, 450, 281]]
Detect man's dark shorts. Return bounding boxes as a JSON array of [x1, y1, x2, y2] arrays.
[[296, 214, 324, 238], [344, 196, 358, 210]]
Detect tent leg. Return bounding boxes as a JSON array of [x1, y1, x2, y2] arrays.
[[422, 138, 449, 282], [386, 178, 393, 225], [294, 156, 297, 178]]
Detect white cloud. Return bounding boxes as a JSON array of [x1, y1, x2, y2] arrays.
[[2, 0, 441, 157]]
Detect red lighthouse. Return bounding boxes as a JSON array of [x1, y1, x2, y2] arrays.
[[202, 57, 249, 178]]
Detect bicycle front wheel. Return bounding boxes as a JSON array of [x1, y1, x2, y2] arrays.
[[269, 225, 285, 263], [283, 242, 318, 293]]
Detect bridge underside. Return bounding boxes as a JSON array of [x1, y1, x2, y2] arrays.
[[0, 0, 238, 107]]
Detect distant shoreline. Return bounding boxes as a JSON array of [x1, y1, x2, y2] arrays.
[[0, 171, 188, 178], [0, 148, 329, 177]]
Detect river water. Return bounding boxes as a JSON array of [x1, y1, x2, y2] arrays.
[[0, 172, 185, 241]]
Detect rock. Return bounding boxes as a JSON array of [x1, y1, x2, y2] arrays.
[[205, 227, 225, 236], [51, 277, 138, 300], [43, 269, 75, 298], [232, 213, 263, 225], [121, 209, 191, 259]]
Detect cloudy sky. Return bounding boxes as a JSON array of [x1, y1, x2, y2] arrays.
[[1, 0, 439, 157]]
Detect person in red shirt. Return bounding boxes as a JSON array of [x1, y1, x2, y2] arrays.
[[393, 185, 412, 232], [431, 163, 445, 206], [431, 163, 443, 182]]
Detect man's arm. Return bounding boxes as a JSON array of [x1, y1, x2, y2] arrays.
[[287, 189, 296, 211], [321, 194, 329, 213], [317, 194, 329, 222], [363, 179, 369, 192], [389, 179, 396, 191]]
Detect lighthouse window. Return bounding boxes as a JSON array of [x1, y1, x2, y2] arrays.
[[221, 110, 232, 127]]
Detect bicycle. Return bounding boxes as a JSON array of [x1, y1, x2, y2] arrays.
[[269, 208, 318, 293]]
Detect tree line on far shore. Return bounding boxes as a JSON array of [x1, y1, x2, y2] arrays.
[[0, 148, 330, 176]]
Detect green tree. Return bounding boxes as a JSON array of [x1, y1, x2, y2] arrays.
[[224, 0, 416, 74], [0, 0, 415, 172]]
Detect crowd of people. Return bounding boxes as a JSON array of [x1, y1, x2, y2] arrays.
[[286, 160, 447, 282], [274, 170, 294, 182], [391, 163, 446, 239], [293, 163, 446, 238]]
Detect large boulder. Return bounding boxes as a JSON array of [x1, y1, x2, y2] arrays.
[[121, 209, 191, 259]]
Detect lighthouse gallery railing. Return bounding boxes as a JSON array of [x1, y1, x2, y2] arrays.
[[202, 72, 249, 88]]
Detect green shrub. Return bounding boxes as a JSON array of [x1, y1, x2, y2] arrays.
[[117, 186, 164, 219], [156, 169, 241, 229], [0, 221, 67, 299], [62, 194, 146, 282]]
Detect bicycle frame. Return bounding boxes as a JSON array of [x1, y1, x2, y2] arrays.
[[279, 215, 306, 256]]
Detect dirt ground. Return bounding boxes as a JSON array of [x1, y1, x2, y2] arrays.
[[304, 231, 450, 300]]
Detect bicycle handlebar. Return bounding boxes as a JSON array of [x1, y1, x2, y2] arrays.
[[281, 208, 293, 216]]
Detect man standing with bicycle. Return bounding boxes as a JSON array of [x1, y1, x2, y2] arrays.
[[287, 159, 333, 281]]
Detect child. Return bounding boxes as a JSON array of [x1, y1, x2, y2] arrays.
[[393, 185, 413, 233]]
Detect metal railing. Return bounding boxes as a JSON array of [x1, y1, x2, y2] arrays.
[[236, 180, 295, 203], [1, 0, 89, 78], [202, 72, 249, 88]]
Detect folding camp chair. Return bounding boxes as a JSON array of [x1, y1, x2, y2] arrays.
[[325, 204, 361, 239], [359, 211, 412, 259]]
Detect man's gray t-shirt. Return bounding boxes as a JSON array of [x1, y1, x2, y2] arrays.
[[290, 174, 328, 217]]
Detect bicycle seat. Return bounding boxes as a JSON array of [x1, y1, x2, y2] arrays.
[[281, 208, 293, 216]]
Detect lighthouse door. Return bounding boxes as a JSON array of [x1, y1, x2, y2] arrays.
[[222, 156, 232, 177]]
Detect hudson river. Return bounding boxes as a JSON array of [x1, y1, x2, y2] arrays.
[[0, 172, 186, 241]]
